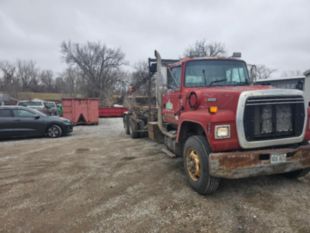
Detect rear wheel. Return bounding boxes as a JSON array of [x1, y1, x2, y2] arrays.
[[123, 115, 130, 135], [129, 121, 139, 139], [47, 125, 62, 138], [183, 135, 220, 195]]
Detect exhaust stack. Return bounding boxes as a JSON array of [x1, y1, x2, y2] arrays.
[[154, 50, 176, 139]]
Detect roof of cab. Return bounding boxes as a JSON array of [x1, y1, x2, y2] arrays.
[[168, 56, 245, 67]]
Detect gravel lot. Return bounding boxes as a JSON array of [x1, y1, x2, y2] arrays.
[[0, 118, 309, 233]]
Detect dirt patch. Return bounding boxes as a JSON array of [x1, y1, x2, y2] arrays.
[[121, 156, 137, 161], [75, 148, 91, 153], [0, 118, 309, 233]]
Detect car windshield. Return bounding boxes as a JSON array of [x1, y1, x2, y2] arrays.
[[185, 60, 249, 87], [45, 102, 56, 108], [18, 101, 43, 107]]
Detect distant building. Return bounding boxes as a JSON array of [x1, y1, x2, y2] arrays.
[[255, 70, 310, 107]]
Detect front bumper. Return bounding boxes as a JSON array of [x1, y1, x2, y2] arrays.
[[209, 144, 310, 179], [63, 124, 73, 134]]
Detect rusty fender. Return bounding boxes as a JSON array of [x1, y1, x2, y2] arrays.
[[209, 144, 310, 179]]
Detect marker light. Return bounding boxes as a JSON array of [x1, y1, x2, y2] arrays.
[[209, 106, 218, 113]]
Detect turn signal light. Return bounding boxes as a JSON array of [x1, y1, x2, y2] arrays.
[[209, 106, 218, 113]]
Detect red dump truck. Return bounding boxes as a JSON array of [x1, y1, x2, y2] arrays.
[[124, 51, 310, 195]]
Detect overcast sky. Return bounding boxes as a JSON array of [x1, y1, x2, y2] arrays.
[[0, 0, 309, 75]]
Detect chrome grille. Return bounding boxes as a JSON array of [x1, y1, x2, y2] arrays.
[[243, 95, 305, 141]]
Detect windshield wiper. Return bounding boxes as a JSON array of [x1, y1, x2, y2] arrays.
[[230, 81, 249, 86], [209, 79, 226, 86]]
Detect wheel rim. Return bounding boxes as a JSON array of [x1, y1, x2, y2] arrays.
[[185, 148, 201, 181], [48, 126, 60, 137]]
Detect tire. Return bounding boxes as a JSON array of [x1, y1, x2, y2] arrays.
[[47, 124, 62, 138], [129, 121, 139, 139], [183, 135, 220, 195], [124, 115, 130, 135], [283, 169, 310, 178]]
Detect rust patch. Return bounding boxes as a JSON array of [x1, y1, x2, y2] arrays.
[[209, 144, 310, 178], [217, 154, 260, 169], [121, 156, 136, 161], [75, 148, 90, 153]]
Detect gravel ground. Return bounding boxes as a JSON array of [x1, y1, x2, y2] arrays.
[[0, 118, 309, 233]]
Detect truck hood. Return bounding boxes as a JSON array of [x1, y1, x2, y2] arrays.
[[193, 85, 272, 111]]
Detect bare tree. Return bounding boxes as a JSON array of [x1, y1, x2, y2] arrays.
[[39, 69, 54, 92], [281, 70, 303, 77], [61, 41, 126, 104], [54, 76, 66, 93], [184, 39, 226, 57], [255, 65, 277, 80], [16, 60, 39, 91], [130, 61, 150, 95], [0, 61, 19, 96], [58, 67, 82, 96]]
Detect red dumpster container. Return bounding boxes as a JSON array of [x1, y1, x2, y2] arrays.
[[62, 98, 99, 125], [99, 107, 128, 117]]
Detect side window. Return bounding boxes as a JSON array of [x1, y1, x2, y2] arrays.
[[168, 66, 181, 89], [0, 109, 12, 117], [13, 109, 36, 118], [295, 80, 304, 91]]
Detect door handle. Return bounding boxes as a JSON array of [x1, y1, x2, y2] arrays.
[[174, 106, 184, 116]]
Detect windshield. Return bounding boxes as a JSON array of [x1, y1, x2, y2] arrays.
[[45, 102, 56, 108], [185, 60, 249, 87]]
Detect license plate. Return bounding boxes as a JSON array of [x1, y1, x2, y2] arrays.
[[270, 153, 287, 164]]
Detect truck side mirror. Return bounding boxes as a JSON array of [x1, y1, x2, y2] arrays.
[[250, 65, 257, 84], [149, 63, 157, 73]]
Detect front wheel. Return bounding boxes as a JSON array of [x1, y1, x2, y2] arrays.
[[183, 135, 220, 195], [47, 125, 62, 138]]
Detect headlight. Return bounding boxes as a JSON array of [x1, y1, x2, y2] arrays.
[[215, 125, 231, 139]]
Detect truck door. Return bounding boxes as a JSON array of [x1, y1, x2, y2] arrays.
[[0, 109, 15, 138], [162, 66, 182, 124]]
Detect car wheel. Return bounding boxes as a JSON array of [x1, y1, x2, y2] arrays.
[[47, 125, 62, 138], [183, 135, 220, 195]]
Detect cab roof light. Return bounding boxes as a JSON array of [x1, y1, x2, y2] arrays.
[[232, 52, 242, 58]]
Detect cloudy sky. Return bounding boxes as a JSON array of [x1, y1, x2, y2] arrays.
[[0, 0, 309, 75]]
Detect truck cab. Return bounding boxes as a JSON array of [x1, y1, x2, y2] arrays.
[[125, 51, 310, 195], [155, 53, 310, 194]]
